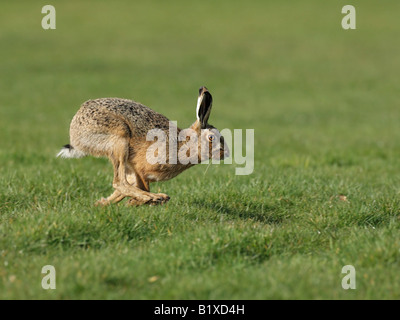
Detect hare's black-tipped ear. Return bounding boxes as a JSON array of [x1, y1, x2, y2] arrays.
[[196, 86, 213, 129]]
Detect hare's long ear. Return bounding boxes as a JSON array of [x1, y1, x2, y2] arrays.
[[196, 86, 213, 129]]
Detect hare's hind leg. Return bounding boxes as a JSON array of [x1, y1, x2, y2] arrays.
[[119, 169, 170, 206], [110, 138, 132, 188], [94, 141, 130, 206], [105, 142, 169, 206], [94, 137, 133, 206], [117, 184, 169, 206], [96, 152, 169, 206], [94, 164, 138, 206], [95, 189, 125, 207]]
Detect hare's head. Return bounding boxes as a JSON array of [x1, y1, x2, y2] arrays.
[[188, 86, 229, 163]]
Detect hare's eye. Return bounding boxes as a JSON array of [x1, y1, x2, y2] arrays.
[[208, 135, 215, 142]]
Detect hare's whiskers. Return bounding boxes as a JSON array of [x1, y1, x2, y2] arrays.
[[203, 161, 212, 175]]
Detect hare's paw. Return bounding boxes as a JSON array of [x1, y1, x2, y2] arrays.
[[95, 197, 110, 207], [126, 193, 170, 206], [126, 193, 152, 206], [154, 193, 170, 204], [144, 192, 170, 205], [126, 197, 145, 206]]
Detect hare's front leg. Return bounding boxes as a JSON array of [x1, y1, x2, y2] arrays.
[[133, 172, 170, 204], [113, 152, 169, 205], [115, 183, 169, 206], [97, 139, 169, 206], [122, 170, 170, 206], [95, 163, 169, 206]]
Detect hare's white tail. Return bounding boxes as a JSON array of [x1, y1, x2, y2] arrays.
[[57, 144, 87, 158]]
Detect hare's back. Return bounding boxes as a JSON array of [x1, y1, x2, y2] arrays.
[[79, 98, 171, 137]]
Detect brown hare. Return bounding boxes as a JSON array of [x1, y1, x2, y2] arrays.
[[57, 86, 229, 206]]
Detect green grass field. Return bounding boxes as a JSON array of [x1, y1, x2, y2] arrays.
[[1, 0, 400, 299]]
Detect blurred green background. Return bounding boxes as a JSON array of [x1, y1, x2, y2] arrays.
[[1, 0, 400, 299]]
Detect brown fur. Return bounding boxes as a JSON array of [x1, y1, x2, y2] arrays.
[[59, 88, 227, 206]]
